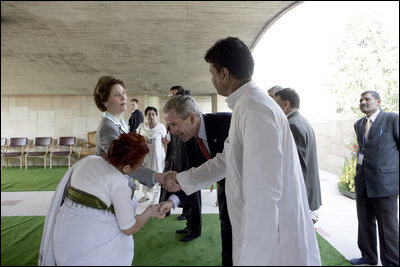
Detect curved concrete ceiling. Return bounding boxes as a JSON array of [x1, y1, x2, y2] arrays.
[[1, 1, 299, 96]]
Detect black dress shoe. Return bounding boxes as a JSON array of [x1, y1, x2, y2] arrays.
[[175, 227, 188, 234], [177, 214, 186, 220], [349, 258, 377, 265], [179, 233, 200, 242]]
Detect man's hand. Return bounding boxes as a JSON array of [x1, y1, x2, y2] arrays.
[[148, 204, 166, 219], [154, 171, 176, 185], [163, 172, 181, 192], [158, 200, 174, 215]]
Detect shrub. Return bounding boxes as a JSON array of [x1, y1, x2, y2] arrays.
[[338, 137, 358, 193], [338, 156, 356, 193]]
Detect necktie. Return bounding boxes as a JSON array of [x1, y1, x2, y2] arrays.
[[365, 118, 371, 139], [196, 136, 210, 160]]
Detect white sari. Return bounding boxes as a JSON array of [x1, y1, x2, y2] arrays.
[[38, 156, 138, 266]]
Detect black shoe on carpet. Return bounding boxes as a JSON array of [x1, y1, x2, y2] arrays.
[[179, 233, 200, 242], [175, 227, 188, 234], [349, 257, 377, 265], [177, 214, 186, 220]]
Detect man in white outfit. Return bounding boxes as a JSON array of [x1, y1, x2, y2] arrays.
[[162, 37, 321, 266]]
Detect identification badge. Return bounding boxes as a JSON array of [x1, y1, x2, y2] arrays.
[[357, 153, 364, 165]]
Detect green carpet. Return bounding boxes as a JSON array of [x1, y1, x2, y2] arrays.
[[1, 214, 351, 266], [0, 167, 214, 192], [1, 166, 67, 191]]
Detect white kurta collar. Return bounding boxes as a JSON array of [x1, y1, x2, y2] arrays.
[[103, 111, 129, 133], [225, 80, 256, 110]]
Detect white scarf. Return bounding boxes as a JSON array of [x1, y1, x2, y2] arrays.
[[137, 122, 163, 139]]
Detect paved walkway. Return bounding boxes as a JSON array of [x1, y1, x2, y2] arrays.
[[3, 169, 393, 265]]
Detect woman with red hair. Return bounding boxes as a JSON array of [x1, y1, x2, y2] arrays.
[[39, 133, 165, 266]]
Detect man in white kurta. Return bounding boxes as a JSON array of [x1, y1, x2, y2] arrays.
[[165, 37, 321, 266]]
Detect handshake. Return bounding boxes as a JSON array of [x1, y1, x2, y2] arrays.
[[154, 171, 182, 192], [143, 171, 183, 219], [146, 200, 175, 219]]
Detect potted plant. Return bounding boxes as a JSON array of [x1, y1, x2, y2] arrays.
[[338, 137, 357, 199]]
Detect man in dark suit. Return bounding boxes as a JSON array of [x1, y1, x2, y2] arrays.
[[128, 98, 144, 133], [159, 95, 233, 265], [274, 88, 322, 219], [350, 90, 399, 266]]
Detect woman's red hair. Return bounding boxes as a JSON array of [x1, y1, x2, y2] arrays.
[[107, 133, 149, 168]]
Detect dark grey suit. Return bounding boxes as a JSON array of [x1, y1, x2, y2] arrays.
[[287, 111, 322, 211], [354, 111, 399, 266], [95, 117, 155, 188]]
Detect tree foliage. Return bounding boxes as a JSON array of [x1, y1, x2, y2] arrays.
[[326, 12, 399, 116]]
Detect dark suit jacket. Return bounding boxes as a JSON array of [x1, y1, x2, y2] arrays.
[[175, 113, 231, 214], [354, 111, 399, 197], [128, 109, 144, 133], [185, 113, 231, 216], [159, 133, 189, 205], [288, 111, 322, 211]]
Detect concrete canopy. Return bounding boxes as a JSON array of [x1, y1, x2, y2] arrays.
[[1, 1, 299, 96]]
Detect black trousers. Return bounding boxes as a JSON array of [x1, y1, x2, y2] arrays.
[[184, 190, 202, 236], [217, 181, 233, 266], [356, 195, 399, 266]]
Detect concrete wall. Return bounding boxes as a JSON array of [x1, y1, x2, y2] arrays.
[[1, 94, 357, 174], [312, 114, 358, 175], [1, 94, 215, 167]]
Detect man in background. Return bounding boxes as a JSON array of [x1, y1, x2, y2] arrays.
[[273, 88, 322, 223], [160, 86, 192, 221], [128, 98, 144, 133], [267, 85, 283, 97], [350, 90, 399, 266]]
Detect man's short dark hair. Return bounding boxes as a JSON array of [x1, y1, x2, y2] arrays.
[[130, 98, 139, 103], [268, 85, 283, 94], [361, 90, 381, 100], [170, 85, 192, 96], [274, 88, 300, 109], [170, 85, 185, 95], [204, 36, 254, 80]]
